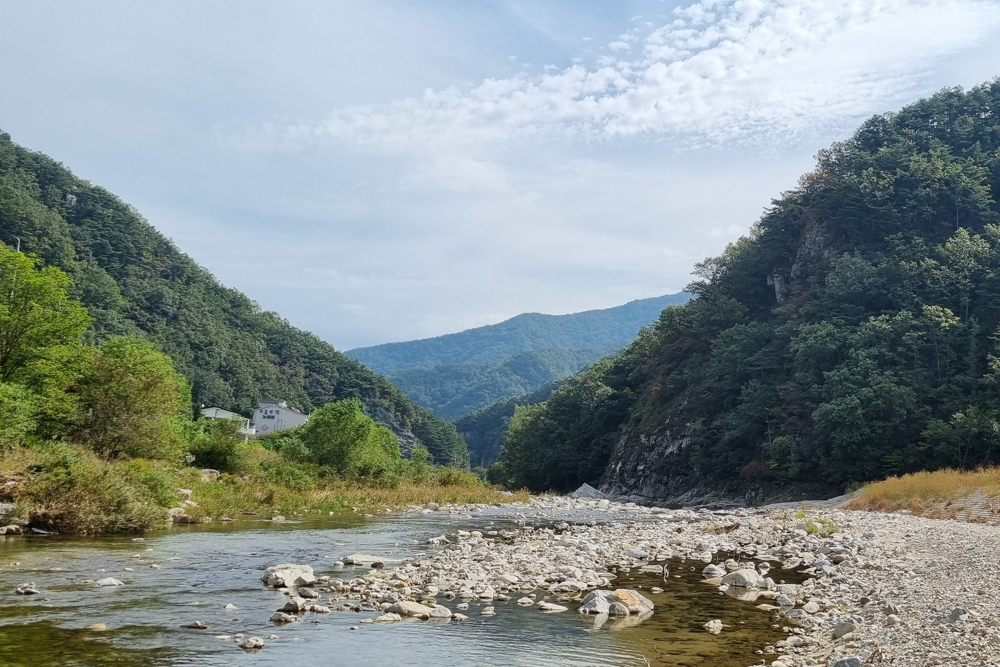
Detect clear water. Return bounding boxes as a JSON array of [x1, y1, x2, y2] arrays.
[[0, 512, 787, 666]]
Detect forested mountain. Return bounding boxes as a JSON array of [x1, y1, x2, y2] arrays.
[[455, 380, 562, 468], [494, 80, 1000, 497], [391, 347, 604, 420], [348, 293, 688, 421], [347, 293, 690, 375], [0, 131, 468, 466]]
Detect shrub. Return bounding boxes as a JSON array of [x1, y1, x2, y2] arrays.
[[6, 443, 171, 534], [298, 399, 401, 480], [188, 418, 253, 473]]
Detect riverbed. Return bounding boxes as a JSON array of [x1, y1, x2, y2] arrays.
[[0, 506, 788, 667]]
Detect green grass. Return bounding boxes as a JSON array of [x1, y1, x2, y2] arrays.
[[0, 443, 527, 535]]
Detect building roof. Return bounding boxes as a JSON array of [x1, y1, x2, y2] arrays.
[[202, 406, 244, 420]]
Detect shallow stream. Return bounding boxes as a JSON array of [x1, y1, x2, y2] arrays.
[[0, 510, 792, 666]]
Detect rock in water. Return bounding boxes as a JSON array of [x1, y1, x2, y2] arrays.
[[702, 563, 726, 578], [608, 601, 631, 617], [721, 569, 765, 589], [386, 601, 434, 617], [703, 619, 724, 634], [611, 589, 654, 614], [96, 578, 124, 587], [429, 605, 452, 619], [279, 597, 308, 613], [239, 636, 264, 650], [181, 621, 209, 629], [571, 483, 606, 500], [579, 590, 614, 614], [260, 564, 316, 588]]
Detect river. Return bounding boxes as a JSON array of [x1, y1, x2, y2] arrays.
[[0, 508, 789, 666]]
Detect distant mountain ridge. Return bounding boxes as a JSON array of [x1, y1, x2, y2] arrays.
[[391, 347, 605, 421], [347, 293, 690, 422], [347, 293, 690, 376]]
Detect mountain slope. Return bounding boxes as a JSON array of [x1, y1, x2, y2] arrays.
[[392, 347, 601, 420], [494, 81, 1000, 497], [0, 131, 468, 466], [347, 293, 690, 376], [455, 380, 563, 468]]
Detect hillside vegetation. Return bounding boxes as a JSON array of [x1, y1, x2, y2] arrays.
[[0, 132, 466, 466], [455, 380, 562, 467], [391, 347, 602, 420], [493, 81, 1000, 497], [347, 293, 689, 375], [0, 247, 497, 534]]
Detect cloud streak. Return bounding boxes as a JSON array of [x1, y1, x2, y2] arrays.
[[245, 0, 1000, 154]]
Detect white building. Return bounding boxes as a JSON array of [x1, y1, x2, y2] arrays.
[[201, 406, 254, 435], [252, 399, 309, 435]]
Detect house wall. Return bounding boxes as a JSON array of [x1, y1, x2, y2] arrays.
[[252, 405, 309, 434]]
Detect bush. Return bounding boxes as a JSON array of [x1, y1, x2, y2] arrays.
[[188, 418, 253, 473], [434, 467, 481, 487], [401, 444, 433, 484], [298, 399, 401, 480], [4, 443, 172, 534]]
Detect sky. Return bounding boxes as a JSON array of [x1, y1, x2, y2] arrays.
[[2, 1, 1000, 349]]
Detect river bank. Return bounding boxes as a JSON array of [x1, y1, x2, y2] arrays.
[[2, 495, 998, 666], [279, 495, 1000, 667]]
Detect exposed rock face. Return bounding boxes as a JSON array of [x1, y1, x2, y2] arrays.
[[370, 405, 419, 457], [601, 421, 840, 504], [600, 423, 694, 502]]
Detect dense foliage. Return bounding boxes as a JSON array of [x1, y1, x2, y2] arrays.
[[454, 380, 562, 468], [392, 348, 603, 420], [0, 250, 486, 533], [348, 293, 689, 375], [495, 81, 1000, 494], [0, 132, 466, 466]]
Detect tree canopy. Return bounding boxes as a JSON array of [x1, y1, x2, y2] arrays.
[[494, 80, 1000, 495]]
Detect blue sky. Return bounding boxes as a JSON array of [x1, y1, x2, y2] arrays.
[[2, 0, 1000, 348]]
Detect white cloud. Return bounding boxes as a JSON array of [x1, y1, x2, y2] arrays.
[[247, 0, 1000, 154]]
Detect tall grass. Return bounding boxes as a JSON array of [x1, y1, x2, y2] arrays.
[[0, 444, 529, 534], [845, 467, 1000, 515], [187, 476, 528, 519]]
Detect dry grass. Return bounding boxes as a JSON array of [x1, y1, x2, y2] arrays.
[[845, 467, 1000, 515]]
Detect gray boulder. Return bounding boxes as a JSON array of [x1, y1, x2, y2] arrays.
[[260, 564, 316, 588], [721, 569, 765, 588], [579, 590, 614, 614], [572, 483, 606, 500]]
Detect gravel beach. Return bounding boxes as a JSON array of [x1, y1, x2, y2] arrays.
[[263, 496, 1000, 666]]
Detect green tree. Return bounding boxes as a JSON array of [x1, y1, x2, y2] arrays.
[[77, 335, 189, 461], [0, 382, 36, 449], [0, 247, 89, 382], [298, 399, 400, 479]]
